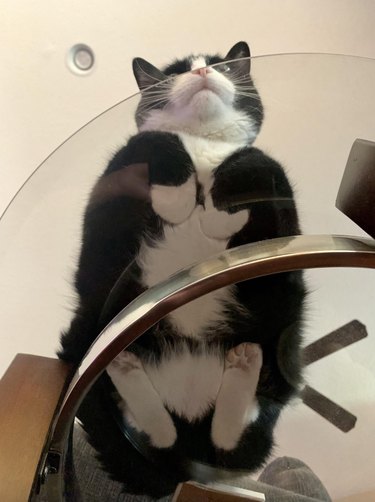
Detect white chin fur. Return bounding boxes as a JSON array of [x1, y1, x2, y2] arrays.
[[138, 67, 259, 144], [171, 71, 235, 110], [189, 90, 226, 120], [170, 71, 235, 122]]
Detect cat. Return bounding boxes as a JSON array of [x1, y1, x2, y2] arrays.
[[59, 41, 306, 497]]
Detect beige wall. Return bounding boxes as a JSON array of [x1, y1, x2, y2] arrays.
[[1, 0, 375, 215]]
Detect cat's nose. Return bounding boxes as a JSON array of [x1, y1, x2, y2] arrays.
[[191, 67, 211, 77]]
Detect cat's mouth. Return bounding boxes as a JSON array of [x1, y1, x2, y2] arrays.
[[195, 87, 216, 96], [191, 75, 232, 104], [191, 80, 220, 100], [198, 77, 217, 92], [188, 88, 220, 109]]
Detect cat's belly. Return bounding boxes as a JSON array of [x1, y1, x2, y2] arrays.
[[144, 347, 224, 421], [137, 209, 240, 338]]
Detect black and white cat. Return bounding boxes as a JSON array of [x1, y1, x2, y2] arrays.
[[59, 42, 306, 497]]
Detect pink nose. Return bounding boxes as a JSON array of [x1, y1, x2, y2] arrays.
[[191, 67, 210, 77]]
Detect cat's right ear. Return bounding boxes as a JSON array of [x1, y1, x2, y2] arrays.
[[133, 58, 167, 91], [225, 41, 251, 73]]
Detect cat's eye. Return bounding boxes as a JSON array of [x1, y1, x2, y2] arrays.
[[218, 64, 231, 73]]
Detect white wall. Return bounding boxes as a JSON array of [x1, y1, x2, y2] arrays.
[[1, 0, 375, 216]]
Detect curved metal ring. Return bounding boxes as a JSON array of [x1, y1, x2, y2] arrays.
[[43, 234, 375, 500]]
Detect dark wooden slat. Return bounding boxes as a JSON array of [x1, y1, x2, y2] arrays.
[[301, 385, 357, 433], [303, 320, 368, 366], [0, 354, 72, 502], [336, 138, 375, 238]]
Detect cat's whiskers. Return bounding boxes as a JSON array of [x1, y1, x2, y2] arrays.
[[141, 99, 170, 114], [140, 86, 172, 113], [234, 90, 261, 98]]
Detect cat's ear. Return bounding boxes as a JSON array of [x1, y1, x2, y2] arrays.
[[133, 58, 167, 90], [225, 41, 251, 73]]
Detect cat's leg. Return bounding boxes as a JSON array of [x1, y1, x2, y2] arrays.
[[106, 351, 177, 448], [211, 342, 262, 451]]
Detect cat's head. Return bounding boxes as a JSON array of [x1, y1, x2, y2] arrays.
[[133, 42, 263, 144]]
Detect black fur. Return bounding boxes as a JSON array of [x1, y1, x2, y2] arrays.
[[59, 42, 306, 497]]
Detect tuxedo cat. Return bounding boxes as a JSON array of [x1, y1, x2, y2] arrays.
[[59, 42, 306, 497]]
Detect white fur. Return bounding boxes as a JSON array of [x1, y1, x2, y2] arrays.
[[151, 174, 196, 224], [190, 57, 207, 71], [107, 343, 261, 444], [199, 195, 249, 240], [179, 133, 244, 181], [107, 352, 177, 448], [107, 347, 223, 434], [138, 208, 239, 338], [145, 345, 224, 421]]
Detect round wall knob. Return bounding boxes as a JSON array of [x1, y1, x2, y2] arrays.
[[67, 44, 95, 75]]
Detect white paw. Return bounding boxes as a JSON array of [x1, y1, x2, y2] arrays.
[[151, 175, 197, 224], [199, 208, 248, 240], [225, 343, 263, 372], [199, 195, 248, 240]]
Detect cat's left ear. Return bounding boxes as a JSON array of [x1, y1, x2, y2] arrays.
[[133, 58, 167, 90], [225, 41, 251, 73]]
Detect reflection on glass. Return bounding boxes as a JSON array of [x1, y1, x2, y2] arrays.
[[1, 48, 375, 501]]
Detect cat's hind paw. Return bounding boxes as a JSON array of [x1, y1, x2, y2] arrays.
[[211, 343, 262, 451], [107, 351, 177, 449], [225, 342, 262, 372]]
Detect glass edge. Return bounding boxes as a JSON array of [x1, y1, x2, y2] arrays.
[[1, 51, 374, 226]]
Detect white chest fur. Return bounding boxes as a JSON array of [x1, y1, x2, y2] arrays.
[[138, 134, 248, 339], [179, 133, 241, 183]]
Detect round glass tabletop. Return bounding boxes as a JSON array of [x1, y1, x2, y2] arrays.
[[1, 54, 375, 501]]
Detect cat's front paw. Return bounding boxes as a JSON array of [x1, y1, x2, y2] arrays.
[[199, 208, 249, 240], [151, 175, 197, 224]]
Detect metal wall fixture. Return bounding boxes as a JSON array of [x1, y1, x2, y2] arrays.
[[66, 44, 95, 76]]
